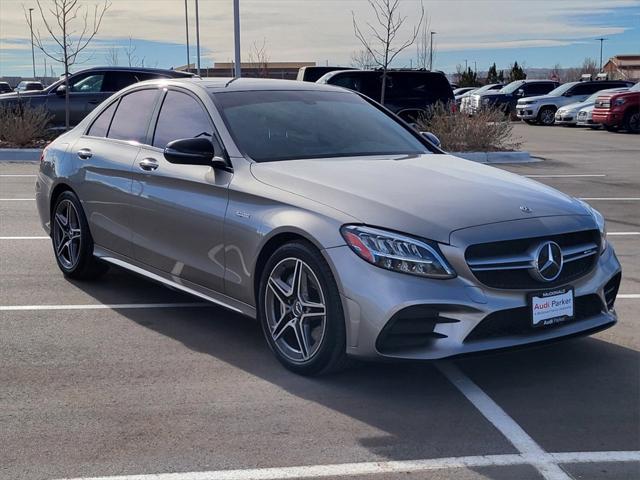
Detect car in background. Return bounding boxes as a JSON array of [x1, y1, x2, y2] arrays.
[[15, 80, 44, 92], [468, 80, 559, 117], [576, 105, 599, 128], [555, 88, 630, 126], [297, 66, 353, 82], [316, 69, 454, 122], [453, 87, 477, 108], [460, 83, 503, 114], [0, 81, 13, 93], [516, 80, 633, 126], [592, 82, 640, 133], [0, 66, 194, 129]]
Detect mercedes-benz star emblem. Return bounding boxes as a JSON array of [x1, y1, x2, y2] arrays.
[[530, 241, 563, 282]]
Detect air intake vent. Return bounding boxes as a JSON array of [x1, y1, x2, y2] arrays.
[[604, 273, 621, 310]]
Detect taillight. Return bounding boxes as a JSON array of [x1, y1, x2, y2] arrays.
[[450, 102, 457, 113]]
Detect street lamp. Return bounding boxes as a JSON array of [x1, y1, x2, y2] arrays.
[[195, 0, 201, 76], [29, 8, 36, 78], [429, 31, 436, 70], [597, 37, 607, 72], [184, 0, 190, 70], [233, 0, 241, 78]]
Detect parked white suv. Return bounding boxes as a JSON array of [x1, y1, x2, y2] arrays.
[[516, 80, 633, 126]]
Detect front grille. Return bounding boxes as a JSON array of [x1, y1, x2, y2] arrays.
[[464, 294, 604, 343], [465, 230, 600, 289], [604, 272, 621, 310]]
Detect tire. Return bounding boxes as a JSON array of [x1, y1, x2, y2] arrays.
[[537, 106, 556, 126], [623, 110, 640, 133], [257, 241, 349, 376], [51, 191, 108, 280]]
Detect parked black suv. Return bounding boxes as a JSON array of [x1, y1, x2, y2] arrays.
[[297, 66, 353, 82], [0, 67, 194, 128], [316, 69, 454, 121], [0, 82, 13, 94], [468, 79, 559, 116]]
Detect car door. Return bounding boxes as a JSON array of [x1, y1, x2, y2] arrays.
[[46, 71, 108, 126], [72, 88, 160, 258], [564, 83, 596, 102], [129, 88, 231, 293]]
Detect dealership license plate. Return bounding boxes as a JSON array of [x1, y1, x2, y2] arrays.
[[530, 287, 574, 328]]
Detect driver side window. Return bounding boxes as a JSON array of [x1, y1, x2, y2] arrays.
[[69, 73, 105, 93], [153, 91, 214, 148]]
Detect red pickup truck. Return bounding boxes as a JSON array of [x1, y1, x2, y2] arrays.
[[592, 82, 639, 133]]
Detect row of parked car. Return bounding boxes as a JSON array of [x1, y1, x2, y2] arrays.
[[454, 78, 639, 133], [0, 80, 45, 94]]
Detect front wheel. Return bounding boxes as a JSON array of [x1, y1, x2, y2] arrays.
[[624, 110, 639, 133], [51, 191, 108, 280], [258, 241, 349, 376], [537, 106, 556, 126]]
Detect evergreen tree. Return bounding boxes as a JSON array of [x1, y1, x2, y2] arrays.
[[487, 63, 498, 83], [508, 61, 527, 81], [498, 69, 505, 82]]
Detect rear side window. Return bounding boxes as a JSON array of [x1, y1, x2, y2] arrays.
[[386, 73, 452, 102], [153, 91, 213, 148], [107, 89, 158, 144], [103, 72, 162, 92], [86, 101, 117, 137], [525, 83, 554, 95]]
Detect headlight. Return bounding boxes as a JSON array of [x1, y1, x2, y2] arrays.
[[578, 200, 607, 252], [614, 97, 626, 106], [340, 225, 456, 278]]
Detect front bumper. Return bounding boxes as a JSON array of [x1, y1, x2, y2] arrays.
[[593, 109, 623, 127], [516, 105, 539, 120], [324, 219, 621, 361], [555, 112, 577, 125]]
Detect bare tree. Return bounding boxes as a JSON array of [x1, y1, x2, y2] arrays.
[[415, 14, 432, 69], [105, 46, 119, 65], [352, 0, 424, 104], [124, 37, 144, 67], [25, 0, 111, 130], [350, 49, 375, 69], [247, 38, 269, 78]]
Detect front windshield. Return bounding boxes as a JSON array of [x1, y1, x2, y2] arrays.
[[586, 88, 627, 102], [630, 82, 640, 92], [499, 81, 525, 94], [215, 90, 430, 162], [546, 83, 576, 96], [474, 84, 500, 95]]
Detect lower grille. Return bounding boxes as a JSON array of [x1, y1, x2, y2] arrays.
[[376, 305, 461, 354], [604, 273, 621, 310], [466, 230, 600, 289], [464, 294, 604, 343]]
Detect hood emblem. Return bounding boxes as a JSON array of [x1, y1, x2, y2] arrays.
[[531, 241, 563, 282], [520, 205, 533, 214]]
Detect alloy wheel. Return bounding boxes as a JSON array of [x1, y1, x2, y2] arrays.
[[264, 257, 327, 363], [53, 199, 82, 269], [629, 112, 640, 133], [540, 108, 555, 125]]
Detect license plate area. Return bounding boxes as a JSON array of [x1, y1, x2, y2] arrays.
[[529, 287, 574, 328]]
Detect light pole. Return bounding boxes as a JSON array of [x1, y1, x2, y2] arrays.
[[184, 0, 190, 70], [29, 8, 36, 78], [233, 0, 241, 77], [429, 31, 436, 70], [597, 37, 607, 72], [195, 0, 201, 76]]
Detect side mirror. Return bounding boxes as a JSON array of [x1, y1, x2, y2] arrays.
[[56, 85, 66, 96], [421, 131, 441, 148], [516, 89, 525, 97], [164, 137, 227, 168]]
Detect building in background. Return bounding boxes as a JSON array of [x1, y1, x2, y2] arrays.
[[603, 55, 640, 81], [178, 61, 315, 80]]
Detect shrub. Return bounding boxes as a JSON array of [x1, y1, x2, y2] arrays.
[[417, 103, 522, 152], [0, 103, 53, 147]]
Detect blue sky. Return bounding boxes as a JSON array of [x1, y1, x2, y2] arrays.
[[1, 0, 639, 77]]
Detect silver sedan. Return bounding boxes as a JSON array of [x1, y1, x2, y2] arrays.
[[36, 78, 621, 375]]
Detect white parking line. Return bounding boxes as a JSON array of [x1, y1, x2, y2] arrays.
[[618, 294, 640, 299], [608, 232, 640, 236], [0, 303, 208, 311], [0, 174, 37, 177], [0, 198, 36, 201], [50, 451, 640, 480], [437, 362, 571, 479], [525, 174, 606, 178], [580, 197, 640, 201]]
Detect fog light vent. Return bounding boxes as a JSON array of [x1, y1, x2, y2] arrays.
[[604, 273, 621, 310]]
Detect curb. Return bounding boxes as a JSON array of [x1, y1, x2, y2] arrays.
[[450, 151, 538, 164], [0, 148, 42, 162]]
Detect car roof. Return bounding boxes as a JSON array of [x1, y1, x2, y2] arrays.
[[69, 66, 193, 77], [135, 77, 349, 93]]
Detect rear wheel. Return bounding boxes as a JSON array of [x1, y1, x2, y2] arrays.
[[537, 106, 556, 126], [51, 191, 108, 280], [624, 110, 639, 133], [258, 241, 349, 376]]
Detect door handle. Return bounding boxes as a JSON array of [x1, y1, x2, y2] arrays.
[[77, 148, 92, 159], [138, 158, 159, 171]]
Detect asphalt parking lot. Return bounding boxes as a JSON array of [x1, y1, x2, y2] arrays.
[[1, 124, 638, 480]]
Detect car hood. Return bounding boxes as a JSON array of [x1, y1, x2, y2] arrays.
[[250, 154, 588, 244], [558, 100, 591, 112]]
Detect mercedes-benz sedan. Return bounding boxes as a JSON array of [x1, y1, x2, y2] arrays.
[[37, 78, 621, 375]]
